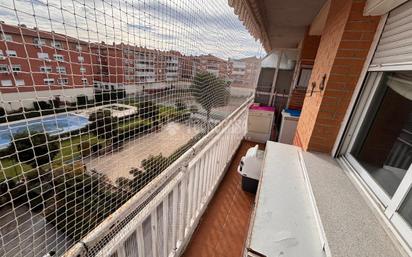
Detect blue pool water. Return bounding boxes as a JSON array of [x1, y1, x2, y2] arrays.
[[0, 113, 90, 149]]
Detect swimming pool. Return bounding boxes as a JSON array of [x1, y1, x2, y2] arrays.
[[0, 113, 90, 149]]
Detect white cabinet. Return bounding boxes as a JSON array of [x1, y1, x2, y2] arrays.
[[278, 109, 300, 144], [246, 105, 275, 143]]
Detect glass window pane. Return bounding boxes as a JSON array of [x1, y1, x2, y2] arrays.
[[352, 71, 412, 197], [399, 188, 412, 227]]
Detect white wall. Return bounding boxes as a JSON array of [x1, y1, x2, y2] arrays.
[[0, 87, 94, 112]]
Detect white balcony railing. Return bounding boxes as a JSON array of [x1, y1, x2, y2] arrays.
[[65, 96, 252, 257]]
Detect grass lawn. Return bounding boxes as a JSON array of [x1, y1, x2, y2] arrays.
[[52, 134, 105, 168], [0, 134, 105, 182], [0, 158, 33, 181]]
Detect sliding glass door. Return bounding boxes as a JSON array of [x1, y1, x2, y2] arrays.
[[345, 71, 412, 245]]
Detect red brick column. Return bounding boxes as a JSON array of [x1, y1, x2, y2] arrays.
[[294, 0, 380, 153], [288, 33, 321, 111]]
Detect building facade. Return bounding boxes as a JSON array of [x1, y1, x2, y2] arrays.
[[194, 54, 229, 78], [228, 56, 261, 89]]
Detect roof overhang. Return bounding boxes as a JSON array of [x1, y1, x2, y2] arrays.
[[230, 0, 327, 52]]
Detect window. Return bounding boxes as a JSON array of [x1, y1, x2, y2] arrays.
[[57, 78, 69, 85], [11, 65, 21, 73], [296, 68, 312, 88], [43, 78, 54, 85], [56, 66, 66, 74], [40, 66, 52, 73], [0, 50, 3, 58], [1, 34, 13, 41], [81, 78, 88, 86], [80, 66, 86, 73], [5, 50, 17, 57], [0, 65, 8, 73], [33, 38, 46, 46], [52, 41, 63, 49], [53, 54, 64, 61], [37, 52, 49, 60], [15, 79, 25, 86], [350, 71, 412, 198], [78, 56, 84, 63], [76, 45, 83, 51], [1, 80, 12, 86]]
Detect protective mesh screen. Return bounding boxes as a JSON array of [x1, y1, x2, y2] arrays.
[[0, 0, 263, 256]]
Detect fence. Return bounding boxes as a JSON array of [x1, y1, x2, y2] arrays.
[[65, 95, 251, 257], [0, 0, 262, 256]]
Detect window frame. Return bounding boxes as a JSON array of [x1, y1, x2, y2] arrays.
[[336, 13, 412, 250], [81, 78, 88, 86], [33, 38, 46, 46], [43, 78, 55, 85], [52, 41, 63, 49], [0, 80, 12, 87], [340, 70, 412, 250], [53, 54, 64, 61], [57, 77, 69, 85], [56, 66, 66, 74], [0, 64, 8, 73], [40, 66, 52, 73], [1, 34, 13, 41], [5, 50, 17, 57], [37, 52, 49, 60], [15, 79, 25, 86], [11, 65, 22, 73]]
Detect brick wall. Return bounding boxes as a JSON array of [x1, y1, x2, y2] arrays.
[[294, 0, 380, 153], [288, 88, 307, 110], [300, 34, 321, 66], [288, 33, 320, 111]]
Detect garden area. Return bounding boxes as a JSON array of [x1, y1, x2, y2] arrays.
[[0, 72, 231, 252], [0, 98, 197, 253]]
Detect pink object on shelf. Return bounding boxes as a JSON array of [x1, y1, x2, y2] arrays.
[[249, 103, 275, 112]]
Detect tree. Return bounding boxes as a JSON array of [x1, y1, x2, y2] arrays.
[[7, 131, 59, 167], [190, 72, 229, 131], [116, 154, 170, 192]]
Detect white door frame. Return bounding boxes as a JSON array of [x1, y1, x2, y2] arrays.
[[333, 4, 412, 251], [342, 69, 412, 248]]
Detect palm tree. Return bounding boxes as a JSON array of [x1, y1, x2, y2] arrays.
[[190, 72, 229, 131]]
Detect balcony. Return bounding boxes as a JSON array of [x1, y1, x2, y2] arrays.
[[2, 0, 412, 256], [64, 98, 252, 257]]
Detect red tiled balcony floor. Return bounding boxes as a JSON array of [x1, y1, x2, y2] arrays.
[[183, 140, 265, 257]]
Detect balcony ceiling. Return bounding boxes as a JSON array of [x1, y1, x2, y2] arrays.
[[230, 0, 326, 51]]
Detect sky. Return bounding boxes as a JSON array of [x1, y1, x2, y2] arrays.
[[0, 0, 265, 59]]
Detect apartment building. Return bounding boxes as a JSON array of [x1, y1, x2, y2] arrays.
[[122, 45, 185, 84], [228, 56, 261, 88], [164, 51, 181, 82], [194, 54, 229, 78], [0, 23, 95, 110], [181, 55, 196, 80]]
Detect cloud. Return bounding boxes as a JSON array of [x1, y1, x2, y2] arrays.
[[0, 0, 265, 58], [128, 24, 153, 32]]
